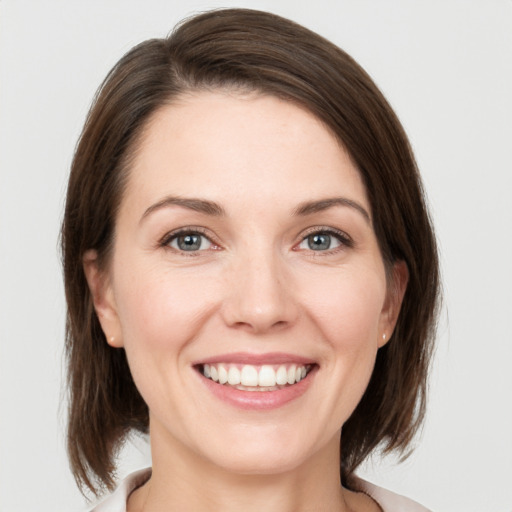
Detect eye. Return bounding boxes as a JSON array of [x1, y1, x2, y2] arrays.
[[166, 231, 213, 252], [296, 229, 352, 252]]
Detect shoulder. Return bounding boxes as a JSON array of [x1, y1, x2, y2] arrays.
[[89, 468, 151, 512], [353, 476, 433, 512]]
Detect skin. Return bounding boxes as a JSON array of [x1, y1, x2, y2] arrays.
[[84, 91, 407, 512]]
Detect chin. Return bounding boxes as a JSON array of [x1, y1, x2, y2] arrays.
[[197, 424, 328, 476]]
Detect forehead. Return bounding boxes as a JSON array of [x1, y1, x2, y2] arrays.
[[124, 91, 369, 214]]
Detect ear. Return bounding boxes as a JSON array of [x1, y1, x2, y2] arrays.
[[378, 260, 409, 347], [83, 249, 124, 348]]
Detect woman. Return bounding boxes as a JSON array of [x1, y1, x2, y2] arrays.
[[62, 8, 439, 512]]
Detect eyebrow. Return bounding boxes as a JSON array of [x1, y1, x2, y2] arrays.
[[141, 196, 225, 222], [141, 195, 370, 224], [293, 197, 371, 223]]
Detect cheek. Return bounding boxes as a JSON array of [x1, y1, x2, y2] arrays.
[[113, 262, 220, 355], [307, 269, 386, 346], [306, 270, 386, 399], [111, 265, 219, 417]]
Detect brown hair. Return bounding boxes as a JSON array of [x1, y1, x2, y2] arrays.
[[62, 8, 440, 496]]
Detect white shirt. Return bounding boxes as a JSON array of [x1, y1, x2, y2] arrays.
[[90, 468, 432, 512]]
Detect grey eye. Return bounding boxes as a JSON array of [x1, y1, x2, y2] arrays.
[[298, 233, 342, 251], [308, 233, 331, 250], [170, 233, 212, 252]]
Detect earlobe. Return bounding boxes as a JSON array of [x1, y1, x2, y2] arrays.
[[82, 249, 124, 348], [379, 260, 409, 347]]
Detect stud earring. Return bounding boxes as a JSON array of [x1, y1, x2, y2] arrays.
[[110, 336, 115, 344], [382, 333, 387, 342]]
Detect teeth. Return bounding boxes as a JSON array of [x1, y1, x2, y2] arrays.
[[287, 365, 296, 385], [258, 365, 275, 386], [241, 365, 258, 386], [228, 366, 241, 385], [276, 365, 288, 385], [218, 364, 228, 384], [202, 363, 311, 389]]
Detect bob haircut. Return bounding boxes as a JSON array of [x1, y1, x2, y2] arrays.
[[62, 7, 440, 496]]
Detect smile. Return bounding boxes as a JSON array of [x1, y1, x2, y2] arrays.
[[201, 363, 312, 391]]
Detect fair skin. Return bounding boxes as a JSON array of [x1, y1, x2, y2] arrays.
[[84, 91, 407, 512]]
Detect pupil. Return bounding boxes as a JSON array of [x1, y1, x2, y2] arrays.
[[178, 234, 201, 251], [308, 233, 330, 250]]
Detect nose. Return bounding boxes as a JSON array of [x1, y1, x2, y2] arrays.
[[220, 248, 299, 334]]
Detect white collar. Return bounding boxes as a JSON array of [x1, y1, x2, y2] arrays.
[[89, 468, 431, 512]]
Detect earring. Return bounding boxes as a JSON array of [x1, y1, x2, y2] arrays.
[[382, 333, 387, 342], [110, 336, 115, 344]]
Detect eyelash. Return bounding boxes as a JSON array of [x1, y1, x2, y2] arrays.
[[295, 227, 354, 254], [160, 227, 219, 255], [159, 226, 353, 254]]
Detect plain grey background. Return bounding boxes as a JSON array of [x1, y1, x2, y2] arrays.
[[1, 1, 511, 511]]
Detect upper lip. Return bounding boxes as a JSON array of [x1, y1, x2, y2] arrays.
[[192, 352, 317, 366]]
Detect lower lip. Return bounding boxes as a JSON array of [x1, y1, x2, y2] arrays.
[[197, 367, 317, 410]]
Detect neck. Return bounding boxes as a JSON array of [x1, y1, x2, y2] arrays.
[[129, 421, 358, 512]]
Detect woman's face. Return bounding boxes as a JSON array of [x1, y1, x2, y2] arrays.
[[87, 91, 404, 476]]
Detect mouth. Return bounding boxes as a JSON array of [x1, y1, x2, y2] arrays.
[[197, 362, 314, 391], [193, 353, 318, 410]]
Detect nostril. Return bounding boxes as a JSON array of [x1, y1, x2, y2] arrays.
[[229, 318, 290, 333], [220, 268, 299, 332]]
